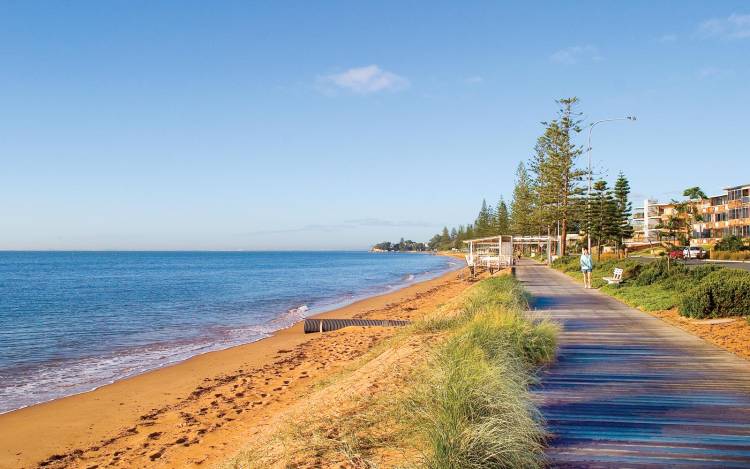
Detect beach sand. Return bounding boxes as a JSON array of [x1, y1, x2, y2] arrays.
[[0, 262, 471, 469]]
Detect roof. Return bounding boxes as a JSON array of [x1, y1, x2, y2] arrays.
[[722, 183, 750, 191], [462, 235, 513, 243]]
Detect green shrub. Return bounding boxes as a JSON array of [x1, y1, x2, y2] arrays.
[[702, 268, 750, 283], [714, 235, 749, 252], [690, 264, 723, 281], [551, 255, 578, 272], [679, 269, 750, 318], [633, 259, 688, 286]]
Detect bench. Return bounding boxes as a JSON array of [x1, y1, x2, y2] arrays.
[[603, 268, 623, 285]]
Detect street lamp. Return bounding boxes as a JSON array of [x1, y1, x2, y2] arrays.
[[586, 116, 636, 253]]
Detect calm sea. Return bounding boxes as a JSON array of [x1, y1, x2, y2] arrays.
[[0, 251, 461, 414]]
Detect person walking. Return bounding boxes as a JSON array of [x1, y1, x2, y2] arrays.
[[580, 247, 593, 289]]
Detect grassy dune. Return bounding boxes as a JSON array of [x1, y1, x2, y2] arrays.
[[408, 277, 557, 468], [226, 275, 557, 468]]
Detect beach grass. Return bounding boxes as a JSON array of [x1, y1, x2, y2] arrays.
[[407, 276, 556, 469], [225, 274, 557, 468]]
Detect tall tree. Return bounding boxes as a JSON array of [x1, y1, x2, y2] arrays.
[[674, 187, 705, 247], [588, 180, 618, 258], [510, 162, 536, 235], [439, 226, 451, 249], [454, 225, 466, 249], [495, 197, 510, 235], [474, 199, 494, 237], [613, 172, 634, 253], [530, 97, 586, 255]]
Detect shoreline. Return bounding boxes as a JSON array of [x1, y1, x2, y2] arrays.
[[0, 259, 468, 468], [0, 256, 462, 417]]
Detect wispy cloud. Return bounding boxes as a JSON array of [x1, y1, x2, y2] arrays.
[[658, 34, 678, 43], [549, 45, 601, 65], [344, 218, 435, 228], [244, 224, 352, 236], [464, 75, 483, 84], [318, 65, 409, 94], [244, 219, 435, 236], [699, 13, 750, 39], [697, 66, 735, 79]]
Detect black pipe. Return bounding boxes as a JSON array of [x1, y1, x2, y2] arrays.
[[304, 318, 410, 334]]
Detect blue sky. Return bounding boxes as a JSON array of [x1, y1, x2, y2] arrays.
[[1, 1, 748, 250]]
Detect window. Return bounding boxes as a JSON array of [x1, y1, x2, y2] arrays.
[[729, 189, 743, 201]]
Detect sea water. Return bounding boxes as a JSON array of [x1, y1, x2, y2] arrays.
[[0, 251, 461, 413]]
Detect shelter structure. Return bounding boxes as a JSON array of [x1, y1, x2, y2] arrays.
[[463, 235, 558, 274]]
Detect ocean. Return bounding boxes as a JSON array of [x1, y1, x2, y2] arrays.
[[0, 251, 461, 414]]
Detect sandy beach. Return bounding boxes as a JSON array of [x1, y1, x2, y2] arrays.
[[0, 261, 470, 469]]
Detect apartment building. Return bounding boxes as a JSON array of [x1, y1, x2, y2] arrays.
[[692, 184, 750, 245], [630, 199, 680, 243]]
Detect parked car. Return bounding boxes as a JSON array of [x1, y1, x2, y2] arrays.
[[669, 249, 684, 259], [683, 246, 707, 259]]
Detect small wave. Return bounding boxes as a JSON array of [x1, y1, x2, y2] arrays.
[[292, 304, 309, 315], [403, 274, 415, 282]]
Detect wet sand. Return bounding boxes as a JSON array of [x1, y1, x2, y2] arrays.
[[0, 262, 470, 469]]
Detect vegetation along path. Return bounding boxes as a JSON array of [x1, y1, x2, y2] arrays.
[[517, 260, 750, 468]]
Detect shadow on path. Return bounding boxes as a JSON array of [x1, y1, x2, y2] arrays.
[[516, 259, 750, 468]]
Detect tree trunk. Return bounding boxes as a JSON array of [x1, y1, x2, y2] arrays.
[[560, 218, 568, 256]]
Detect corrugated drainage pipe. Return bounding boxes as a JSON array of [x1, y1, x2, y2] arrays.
[[304, 318, 410, 334]]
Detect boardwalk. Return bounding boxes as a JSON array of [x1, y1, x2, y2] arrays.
[[517, 261, 750, 468]]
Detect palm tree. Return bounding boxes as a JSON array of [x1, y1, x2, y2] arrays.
[[683, 186, 707, 200]]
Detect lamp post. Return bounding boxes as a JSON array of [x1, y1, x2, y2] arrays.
[[586, 116, 637, 253]]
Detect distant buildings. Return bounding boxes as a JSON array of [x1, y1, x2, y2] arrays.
[[630, 199, 679, 243], [628, 183, 750, 246], [692, 184, 750, 245]]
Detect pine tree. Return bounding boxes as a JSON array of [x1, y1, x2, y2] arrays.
[[588, 180, 618, 258], [528, 137, 554, 231], [510, 162, 536, 235], [455, 225, 466, 249], [439, 226, 451, 250], [530, 98, 586, 255], [474, 199, 494, 237], [613, 172, 633, 253], [495, 197, 510, 235]]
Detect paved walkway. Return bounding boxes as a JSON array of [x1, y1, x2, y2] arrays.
[[517, 260, 750, 468]]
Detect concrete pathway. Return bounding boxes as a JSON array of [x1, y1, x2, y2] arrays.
[[517, 260, 750, 468]]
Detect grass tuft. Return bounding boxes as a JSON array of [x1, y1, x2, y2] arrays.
[[407, 276, 557, 469]]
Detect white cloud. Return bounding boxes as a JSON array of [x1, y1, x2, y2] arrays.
[[465, 75, 483, 84], [658, 34, 678, 43], [318, 65, 409, 94], [699, 13, 750, 39], [550, 45, 601, 65], [697, 67, 735, 79]]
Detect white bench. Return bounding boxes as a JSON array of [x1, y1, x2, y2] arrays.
[[602, 268, 623, 285]]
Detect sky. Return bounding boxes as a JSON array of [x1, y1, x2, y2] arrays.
[[1, 1, 749, 250]]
